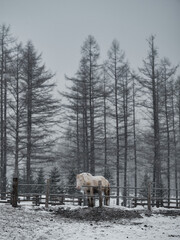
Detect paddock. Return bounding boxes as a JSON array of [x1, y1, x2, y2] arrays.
[[0, 178, 180, 210]]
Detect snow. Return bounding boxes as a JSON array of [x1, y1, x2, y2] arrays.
[[0, 203, 180, 240]]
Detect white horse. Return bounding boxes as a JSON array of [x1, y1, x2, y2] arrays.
[[76, 172, 110, 207]]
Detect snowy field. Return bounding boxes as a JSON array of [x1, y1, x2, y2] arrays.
[[0, 203, 180, 240]]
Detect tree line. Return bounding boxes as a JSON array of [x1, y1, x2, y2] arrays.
[[0, 24, 60, 199], [18, 166, 67, 196], [61, 35, 180, 207], [0, 24, 180, 207]]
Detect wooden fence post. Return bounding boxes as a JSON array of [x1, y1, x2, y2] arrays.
[[147, 182, 152, 211], [98, 181, 102, 207], [78, 197, 82, 206], [11, 178, 18, 207], [45, 179, 50, 208]]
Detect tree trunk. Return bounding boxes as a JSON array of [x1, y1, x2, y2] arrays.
[[89, 48, 95, 175], [132, 76, 137, 203], [26, 52, 32, 185], [150, 36, 161, 207], [3, 56, 7, 199], [123, 75, 128, 207], [115, 63, 120, 205], [171, 83, 178, 207], [14, 52, 20, 178], [76, 94, 80, 173], [103, 71, 108, 177], [164, 76, 170, 207]]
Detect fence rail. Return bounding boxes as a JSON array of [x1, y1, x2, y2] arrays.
[[1, 178, 180, 209]]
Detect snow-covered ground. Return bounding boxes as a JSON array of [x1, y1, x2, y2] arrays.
[[0, 203, 180, 240]]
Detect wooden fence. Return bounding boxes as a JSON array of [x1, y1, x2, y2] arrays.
[[0, 178, 180, 210]]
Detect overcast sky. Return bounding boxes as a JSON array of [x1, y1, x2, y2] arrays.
[[1, 0, 180, 93]]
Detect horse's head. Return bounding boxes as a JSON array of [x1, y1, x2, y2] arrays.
[[76, 174, 84, 190]]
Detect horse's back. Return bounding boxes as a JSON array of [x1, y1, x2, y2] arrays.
[[92, 176, 109, 187], [77, 172, 109, 188]]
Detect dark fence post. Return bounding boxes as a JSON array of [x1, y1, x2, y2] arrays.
[[45, 179, 50, 208], [147, 182, 151, 211], [33, 195, 40, 206], [78, 197, 82, 206], [134, 198, 137, 208], [98, 181, 102, 207], [11, 178, 18, 207]]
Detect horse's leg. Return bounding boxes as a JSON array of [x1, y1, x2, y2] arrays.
[[90, 187, 94, 207], [107, 186, 110, 206], [104, 189, 106, 205], [86, 188, 93, 207], [105, 186, 110, 206], [87, 195, 90, 207], [84, 189, 89, 207], [104, 189, 107, 205], [86, 190, 91, 207], [103, 188, 107, 205]]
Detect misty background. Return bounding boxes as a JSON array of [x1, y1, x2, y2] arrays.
[[0, 0, 180, 207], [1, 0, 180, 93]]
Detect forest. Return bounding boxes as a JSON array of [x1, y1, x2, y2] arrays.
[[0, 24, 180, 206]]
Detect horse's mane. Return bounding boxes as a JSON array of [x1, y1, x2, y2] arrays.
[[83, 172, 92, 176], [80, 172, 92, 183], [78, 173, 109, 187]]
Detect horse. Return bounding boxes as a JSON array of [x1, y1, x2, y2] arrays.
[[76, 172, 110, 207]]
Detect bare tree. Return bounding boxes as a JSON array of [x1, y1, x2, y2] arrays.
[[0, 24, 14, 198], [174, 76, 180, 206], [81, 35, 101, 175], [107, 39, 127, 205], [158, 58, 177, 206], [62, 36, 102, 175], [8, 43, 24, 178], [132, 73, 138, 203], [61, 75, 82, 173], [21, 41, 60, 184], [138, 35, 161, 207]]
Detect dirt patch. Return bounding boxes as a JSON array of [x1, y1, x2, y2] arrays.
[[154, 210, 180, 217], [54, 207, 142, 222]]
